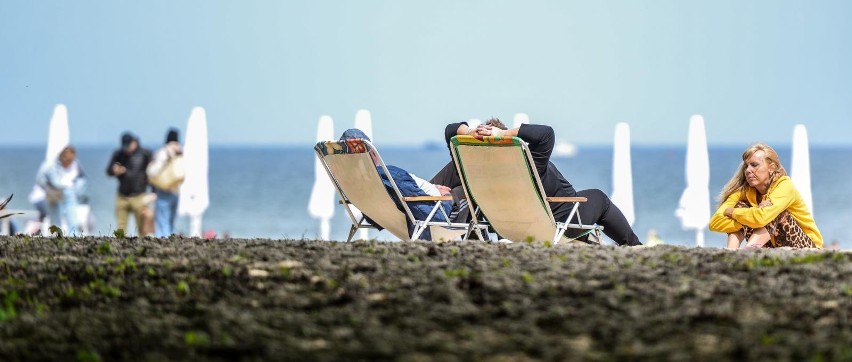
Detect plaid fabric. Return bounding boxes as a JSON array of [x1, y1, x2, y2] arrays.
[[314, 139, 371, 156]]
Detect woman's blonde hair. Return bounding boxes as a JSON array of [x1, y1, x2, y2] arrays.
[[717, 143, 787, 206]]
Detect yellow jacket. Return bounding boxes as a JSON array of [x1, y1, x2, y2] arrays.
[[709, 176, 823, 248]]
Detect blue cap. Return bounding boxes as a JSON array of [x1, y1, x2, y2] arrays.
[[339, 128, 371, 142]]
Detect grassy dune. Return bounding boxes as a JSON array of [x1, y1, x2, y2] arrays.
[[0, 236, 850, 361]]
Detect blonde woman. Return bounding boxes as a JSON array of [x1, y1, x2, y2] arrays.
[[709, 143, 822, 249]]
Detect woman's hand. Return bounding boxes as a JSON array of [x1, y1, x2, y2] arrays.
[[758, 200, 773, 208], [724, 207, 735, 218]]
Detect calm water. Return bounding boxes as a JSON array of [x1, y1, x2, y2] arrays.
[[2, 145, 851, 249]]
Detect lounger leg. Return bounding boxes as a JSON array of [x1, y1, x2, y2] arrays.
[[553, 225, 567, 244], [411, 202, 444, 241], [461, 206, 477, 241], [423, 202, 442, 225], [473, 227, 485, 241], [464, 223, 482, 241], [566, 202, 581, 226], [347, 224, 358, 242], [410, 221, 426, 241], [558, 202, 591, 244], [441, 209, 457, 227]]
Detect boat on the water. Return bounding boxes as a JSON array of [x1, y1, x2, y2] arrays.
[[552, 139, 577, 158]]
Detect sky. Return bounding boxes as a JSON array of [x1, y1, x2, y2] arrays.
[[1, 0, 851, 147]]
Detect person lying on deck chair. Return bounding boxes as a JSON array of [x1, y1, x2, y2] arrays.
[[431, 118, 642, 246], [339, 129, 466, 240]]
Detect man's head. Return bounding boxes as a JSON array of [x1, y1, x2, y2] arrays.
[[485, 118, 508, 130], [339, 128, 377, 163], [165, 128, 179, 144], [339, 128, 371, 142], [121, 132, 138, 154]]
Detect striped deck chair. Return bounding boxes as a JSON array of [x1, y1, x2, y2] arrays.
[[315, 138, 478, 242], [450, 135, 603, 243]]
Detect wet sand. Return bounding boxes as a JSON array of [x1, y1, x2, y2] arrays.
[[0, 236, 850, 361]]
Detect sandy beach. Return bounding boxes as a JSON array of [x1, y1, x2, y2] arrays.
[[0, 235, 849, 361]]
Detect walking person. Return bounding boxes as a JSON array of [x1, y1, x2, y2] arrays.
[[38, 145, 87, 235], [147, 128, 185, 237], [106, 132, 152, 236]]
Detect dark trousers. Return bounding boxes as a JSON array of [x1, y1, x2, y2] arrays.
[[431, 161, 641, 246], [560, 189, 641, 246], [430, 162, 469, 222]]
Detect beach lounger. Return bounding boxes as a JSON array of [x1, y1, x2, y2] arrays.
[[314, 138, 478, 242], [450, 135, 603, 243]]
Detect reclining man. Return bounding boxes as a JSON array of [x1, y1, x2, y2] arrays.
[[339, 128, 464, 240], [431, 118, 642, 246]]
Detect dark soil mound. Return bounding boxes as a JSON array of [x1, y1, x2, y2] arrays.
[[0, 236, 850, 361]]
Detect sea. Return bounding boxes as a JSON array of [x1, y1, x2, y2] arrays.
[[2, 145, 851, 249]]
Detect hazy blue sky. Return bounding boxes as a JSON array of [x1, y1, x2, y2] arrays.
[[2, 1, 850, 147]]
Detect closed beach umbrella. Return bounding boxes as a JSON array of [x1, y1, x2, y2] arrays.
[[308, 115, 335, 240], [34, 104, 71, 234], [178, 107, 210, 237], [790, 124, 813, 215], [611, 122, 635, 226], [675, 115, 711, 247], [512, 113, 530, 129], [354, 109, 373, 141], [46, 104, 70, 162]]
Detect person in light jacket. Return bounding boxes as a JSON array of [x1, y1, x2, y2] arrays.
[[38, 145, 87, 235]]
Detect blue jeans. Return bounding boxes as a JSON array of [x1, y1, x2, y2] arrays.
[[48, 188, 79, 235], [154, 189, 179, 237]]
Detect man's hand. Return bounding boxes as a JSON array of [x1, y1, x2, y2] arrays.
[[435, 184, 452, 196], [112, 163, 127, 176], [470, 125, 495, 138], [473, 125, 508, 138], [468, 126, 482, 139], [488, 126, 505, 137]]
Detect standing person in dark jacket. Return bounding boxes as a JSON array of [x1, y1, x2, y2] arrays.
[[106, 132, 153, 236], [434, 119, 641, 246]]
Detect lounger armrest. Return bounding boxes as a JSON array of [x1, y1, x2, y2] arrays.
[[545, 197, 588, 203], [402, 196, 454, 202]]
